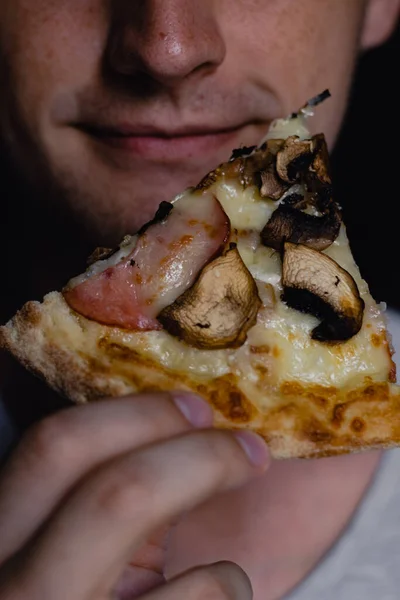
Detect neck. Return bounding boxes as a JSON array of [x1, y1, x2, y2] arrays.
[[166, 451, 381, 600]]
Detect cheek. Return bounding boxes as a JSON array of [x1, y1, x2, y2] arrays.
[[0, 0, 106, 141], [222, 0, 364, 146]]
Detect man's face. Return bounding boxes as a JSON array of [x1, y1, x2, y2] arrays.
[[0, 0, 376, 242]]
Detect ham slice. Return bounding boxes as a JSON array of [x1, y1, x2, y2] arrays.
[[63, 190, 230, 330]]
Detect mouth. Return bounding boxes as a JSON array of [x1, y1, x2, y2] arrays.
[[75, 121, 263, 162]]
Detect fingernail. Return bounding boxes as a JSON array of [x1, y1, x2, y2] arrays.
[[172, 393, 214, 428], [234, 431, 270, 468]]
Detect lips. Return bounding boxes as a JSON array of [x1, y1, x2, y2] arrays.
[[75, 121, 261, 162]]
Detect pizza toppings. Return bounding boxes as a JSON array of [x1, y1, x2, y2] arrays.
[[275, 136, 314, 184], [64, 91, 361, 345], [158, 245, 261, 349], [196, 138, 287, 193], [63, 191, 230, 330], [260, 132, 341, 251], [238, 139, 284, 189], [260, 201, 342, 252], [281, 242, 364, 342], [261, 91, 331, 146], [260, 167, 289, 200], [306, 134, 332, 188]]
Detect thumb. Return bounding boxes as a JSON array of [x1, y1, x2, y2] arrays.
[[114, 524, 171, 599]]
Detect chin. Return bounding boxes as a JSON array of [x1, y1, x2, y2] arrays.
[[63, 177, 194, 245], [49, 159, 208, 244]]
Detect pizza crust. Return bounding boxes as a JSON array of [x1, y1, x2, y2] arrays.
[[2, 292, 400, 459]]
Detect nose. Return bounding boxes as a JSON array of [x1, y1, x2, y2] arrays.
[[107, 0, 226, 87]]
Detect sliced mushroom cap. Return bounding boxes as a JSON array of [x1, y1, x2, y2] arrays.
[[158, 246, 261, 349], [261, 131, 340, 251], [282, 242, 364, 342], [261, 138, 288, 155], [281, 192, 308, 209], [276, 136, 314, 183], [260, 167, 289, 200], [306, 134, 332, 191], [239, 139, 285, 188], [261, 202, 342, 252], [196, 139, 287, 192]]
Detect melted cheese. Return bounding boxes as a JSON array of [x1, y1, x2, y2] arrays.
[[262, 114, 311, 142], [66, 113, 394, 391], [89, 179, 393, 390], [216, 181, 275, 231], [69, 235, 138, 288]]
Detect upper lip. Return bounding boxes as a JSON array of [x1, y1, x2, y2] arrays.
[[75, 121, 255, 138]]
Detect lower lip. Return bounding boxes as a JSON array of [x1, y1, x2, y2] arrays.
[[87, 129, 243, 161]]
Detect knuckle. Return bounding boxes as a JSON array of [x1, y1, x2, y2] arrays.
[[21, 411, 78, 468], [95, 460, 153, 521]]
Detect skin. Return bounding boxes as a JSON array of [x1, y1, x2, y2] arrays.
[[0, 394, 269, 599], [0, 0, 399, 599], [0, 0, 397, 241]]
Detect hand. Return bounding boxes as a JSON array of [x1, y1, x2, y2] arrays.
[[0, 392, 270, 599]]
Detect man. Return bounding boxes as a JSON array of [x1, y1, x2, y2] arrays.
[[0, 1, 399, 599]]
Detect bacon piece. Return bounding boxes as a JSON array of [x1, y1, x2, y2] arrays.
[[63, 191, 230, 330]]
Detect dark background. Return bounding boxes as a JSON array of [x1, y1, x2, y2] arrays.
[[332, 21, 399, 308]]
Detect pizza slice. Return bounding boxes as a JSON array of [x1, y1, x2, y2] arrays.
[[2, 90, 400, 459]]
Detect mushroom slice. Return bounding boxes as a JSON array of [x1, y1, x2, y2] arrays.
[[282, 242, 364, 342], [311, 134, 332, 184], [276, 136, 314, 183], [239, 139, 285, 188], [261, 203, 341, 251], [195, 139, 287, 193], [260, 167, 289, 200], [158, 246, 261, 349], [306, 134, 332, 191]]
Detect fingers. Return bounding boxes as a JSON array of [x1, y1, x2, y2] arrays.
[[114, 526, 170, 599], [115, 565, 165, 600], [0, 392, 212, 563], [140, 562, 253, 600], [16, 429, 269, 599]]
